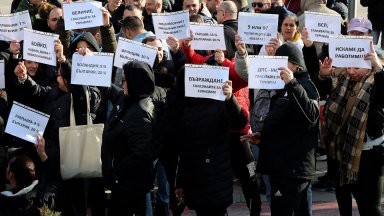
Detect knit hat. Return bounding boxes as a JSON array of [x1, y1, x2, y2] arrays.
[[275, 43, 306, 69], [347, 18, 372, 33]]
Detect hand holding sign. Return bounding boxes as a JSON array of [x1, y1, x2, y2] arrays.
[[279, 67, 294, 84], [10, 40, 21, 55], [235, 33, 246, 55], [14, 61, 27, 81], [364, 41, 382, 70], [36, 135, 48, 162], [100, 7, 110, 27], [222, 80, 233, 101], [301, 27, 314, 47], [54, 39, 66, 62], [214, 49, 225, 64], [166, 36, 180, 54], [319, 57, 333, 78]]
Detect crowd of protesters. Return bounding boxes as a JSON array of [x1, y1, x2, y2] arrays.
[[0, 0, 383, 216]]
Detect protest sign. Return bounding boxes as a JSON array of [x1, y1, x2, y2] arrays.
[[5, 102, 50, 144], [114, 37, 157, 68], [329, 36, 372, 69], [185, 64, 229, 101], [0, 60, 4, 89], [152, 10, 189, 39], [248, 56, 287, 89], [305, 11, 341, 43], [0, 11, 32, 41], [71, 52, 114, 87], [238, 12, 278, 45], [23, 29, 59, 66], [63, 1, 103, 30], [190, 22, 226, 50]]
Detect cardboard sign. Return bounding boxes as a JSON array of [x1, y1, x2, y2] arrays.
[[152, 10, 189, 39], [0, 11, 32, 41], [190, 22, 226, 50], [5, 102, 50, 144], [114, 37, 157, 68], [329, 36, 372, 69], [71, 52, 114, 87], [248, 56, 287, 89], [0, 60, 4, 89], [23, 29, 59, 66], [305, 11, 341, 43], [185, 64, 229, 101], [238, 12, 278, 45], [63, 1, 103, 30]]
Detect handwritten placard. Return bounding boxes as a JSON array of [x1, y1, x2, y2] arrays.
[[23, 29, 59, 66], [114, 37, 157, 68], [71, 52, 114, 87], [185, 64, 229, 101], [0, 60, 4, 89], [238, 12, 278, 45], [63, 1, 103, 30], [190, 22, 226, 50], [248, 56, 287, 89], [329, 36, 372, 69], [152, 10, 189, 39], [5, 102, 50, 144], [305, 11, 341, 43], [0, 11, 32, 41]]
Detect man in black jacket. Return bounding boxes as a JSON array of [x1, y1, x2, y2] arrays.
[[216, 1, 238, 59]]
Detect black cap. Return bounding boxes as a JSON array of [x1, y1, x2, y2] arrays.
[[275, 43, 306, 69]]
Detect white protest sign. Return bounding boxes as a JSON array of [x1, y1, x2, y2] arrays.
[[63, 1, 103, 30], [305, 12, 341, 43], [0, 60, 4, 89], [71, 52, 114, 87], [329, 36, 372, 69], [114, 37, 157, 68], [152, 10, 189, 39], [248, 56, 287, 89], [23, 29, 59, 66], [5, 102, 50, 145], [0, 11, 32, 41], [238, 12, 278, 45], [190, 22, 226, 50], [185, 64, 229, 101]]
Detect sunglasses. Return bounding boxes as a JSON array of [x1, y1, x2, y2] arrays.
[[251, 2, 266, 8]]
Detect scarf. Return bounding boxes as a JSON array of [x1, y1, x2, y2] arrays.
[[326, 71, 375, 185]]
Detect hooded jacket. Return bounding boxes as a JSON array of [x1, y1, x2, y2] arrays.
[[70, 32, 101, 54], [101, 61, 156, 194]]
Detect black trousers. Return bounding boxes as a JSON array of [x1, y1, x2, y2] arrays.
[[229, 132, 262, 216], [335, 149, 384, 216], [108, 190, 146, 216], [269, 177, 311, 216]]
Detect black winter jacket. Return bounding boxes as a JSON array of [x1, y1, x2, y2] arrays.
[[257, 72, 320, 180]]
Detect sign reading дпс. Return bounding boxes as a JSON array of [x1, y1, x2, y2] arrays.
[[248, 56, 287, 89]]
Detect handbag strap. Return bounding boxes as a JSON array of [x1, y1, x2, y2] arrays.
[[69, 87, 92, 126]]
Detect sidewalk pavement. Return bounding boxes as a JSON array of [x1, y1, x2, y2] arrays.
[[178, 160, 383, 216]]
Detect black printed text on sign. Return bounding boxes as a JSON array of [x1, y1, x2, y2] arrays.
[[23, 29, 59, 66], [190, 22, 226, 51], [63, 1, 103, 30], [152, 10, 189, 39], [238, 12, 278, 45], [0, 11, 32, 41], [248, 56, 287, 89], [305, 12, 341, 43], [5, 102, 50, 145]]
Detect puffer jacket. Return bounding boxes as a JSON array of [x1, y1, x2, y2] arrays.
[[101, 61, 156, 194]]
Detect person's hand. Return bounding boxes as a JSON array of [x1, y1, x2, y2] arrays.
[[222, 80, 233, 101], [10, 40, 21, 56], [319, 57, 333, 78], [240, 132, 261, 145], [265, 36, 281, 56], [279, 67, 294, 84], [235, 33, 246, 56], [36, 134, 48, 162], [54, 39, 66, 62], [182, 30, 193, 47], [301, 27, 313, 47], [100, 7, 111, 27], [214, 49, 225, 64], [76, 47, 93, 56], [175, 188, 184, 204], [14, 61, 27, 81], [166, 36, 180, 54], [365, 40, 382, 71]]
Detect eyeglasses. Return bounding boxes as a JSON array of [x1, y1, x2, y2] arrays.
[[251, 2, 266, 8]]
